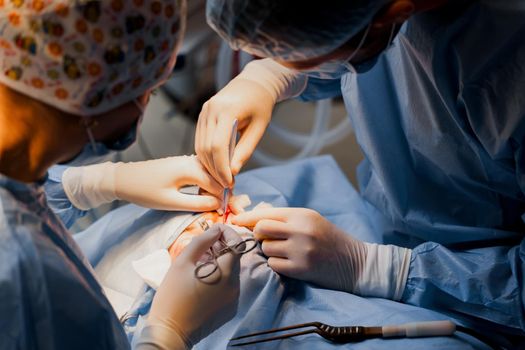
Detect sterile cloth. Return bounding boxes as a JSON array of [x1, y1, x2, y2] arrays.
[[92, 211, 197, 318]]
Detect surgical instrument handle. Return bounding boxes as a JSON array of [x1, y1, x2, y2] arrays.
[[231, 320, 459, 347], [382, 320, 456, 338]]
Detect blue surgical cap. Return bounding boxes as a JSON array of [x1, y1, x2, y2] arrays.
[[206, 0, 391, 61]]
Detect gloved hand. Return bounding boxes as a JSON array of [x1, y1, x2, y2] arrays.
[[62, 155, 223, 212], [137, 224, 242, 349], [233, 208, 412, 300], [195, 58, 307, 188]]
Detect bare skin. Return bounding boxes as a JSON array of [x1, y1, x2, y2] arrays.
[[0, 83, 149, 183], [278, 0, 451, 70], [168, 195, 258, 258], [168, 212, 226, 258]]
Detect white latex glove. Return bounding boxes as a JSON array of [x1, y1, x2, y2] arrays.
[[233, 208, 412, 300], [62, 155, 222, 212], [135, 224, 242, 349], [195, 58, 307, 188]]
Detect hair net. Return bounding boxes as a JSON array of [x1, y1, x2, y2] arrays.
[[206, 0, 390, 62], [0, 0, 186, 116]]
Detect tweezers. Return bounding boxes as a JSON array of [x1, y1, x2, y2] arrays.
[[229, 320, 457, 346]]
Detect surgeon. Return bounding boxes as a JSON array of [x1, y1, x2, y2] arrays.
[[196, 0, 525, 341], [0, 1, 241, 349]]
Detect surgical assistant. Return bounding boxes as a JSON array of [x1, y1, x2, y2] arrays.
[[197, 0, 525, 339], [0, 1, 241, 349]]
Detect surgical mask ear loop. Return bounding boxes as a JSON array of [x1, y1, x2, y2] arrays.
[[386, 23, 397, 49], [343, 23, 372, 72], [82, 116, 98, 153], [132, 98, 148, 129], [132, 97, 155, 159], [133, 98, 145, 116]]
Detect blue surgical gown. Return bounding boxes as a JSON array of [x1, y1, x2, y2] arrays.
[[0, 174, 129, 349], [300, 1, 525, 336], [45, 164, 88, 229]]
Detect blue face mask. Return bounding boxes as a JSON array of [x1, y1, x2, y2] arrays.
[[61, 99, 145, 166], [300, 23, 396, 79]]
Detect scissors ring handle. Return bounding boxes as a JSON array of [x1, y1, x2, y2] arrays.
[[195, 260, 219, 279]]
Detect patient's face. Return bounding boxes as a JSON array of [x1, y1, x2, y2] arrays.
[[167, 195, 267, 259], [168, 212, 225, 258]]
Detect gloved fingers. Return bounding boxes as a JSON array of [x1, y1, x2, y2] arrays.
[[220, 223, 244, 246], [195, 103, 209, 173], [180, 224, 224, 263], [228, 194, 251, 214], [253, 219, 290, 240], [204, 113, 220, 184], [260, 239, 289, 258], [167, 191, 221, 212], [196, 102, 215, 186], [201, 111, 233, 188], [252, 201, 274, 210], [267, 257, 296, 277], [230, 119, 267, 175], [179, 158, 223, 198], [215, 252, 241, 284], [210, 114, 236, 188], [232, 207, 289, 226], [215, 225, 243, 277]]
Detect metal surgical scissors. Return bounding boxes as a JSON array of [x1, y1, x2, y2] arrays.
[[194, 218, 257, 280]]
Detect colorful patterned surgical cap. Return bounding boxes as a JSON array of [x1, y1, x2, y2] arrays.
[[206, 0, 390, 62], [0, 0, 186, 116]]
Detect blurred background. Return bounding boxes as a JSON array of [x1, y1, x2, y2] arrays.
[[74, 1, 364, 230]]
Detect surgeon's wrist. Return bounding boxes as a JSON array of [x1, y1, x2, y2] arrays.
[[354, 243, 412, 300], [136, 321, 191, 350], [62, 162, 118, 210], [238, 58, 307, 102]]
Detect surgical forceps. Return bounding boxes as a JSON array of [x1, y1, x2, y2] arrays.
[[229, 320, 505, 349], [194, 218, 257, 280]]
